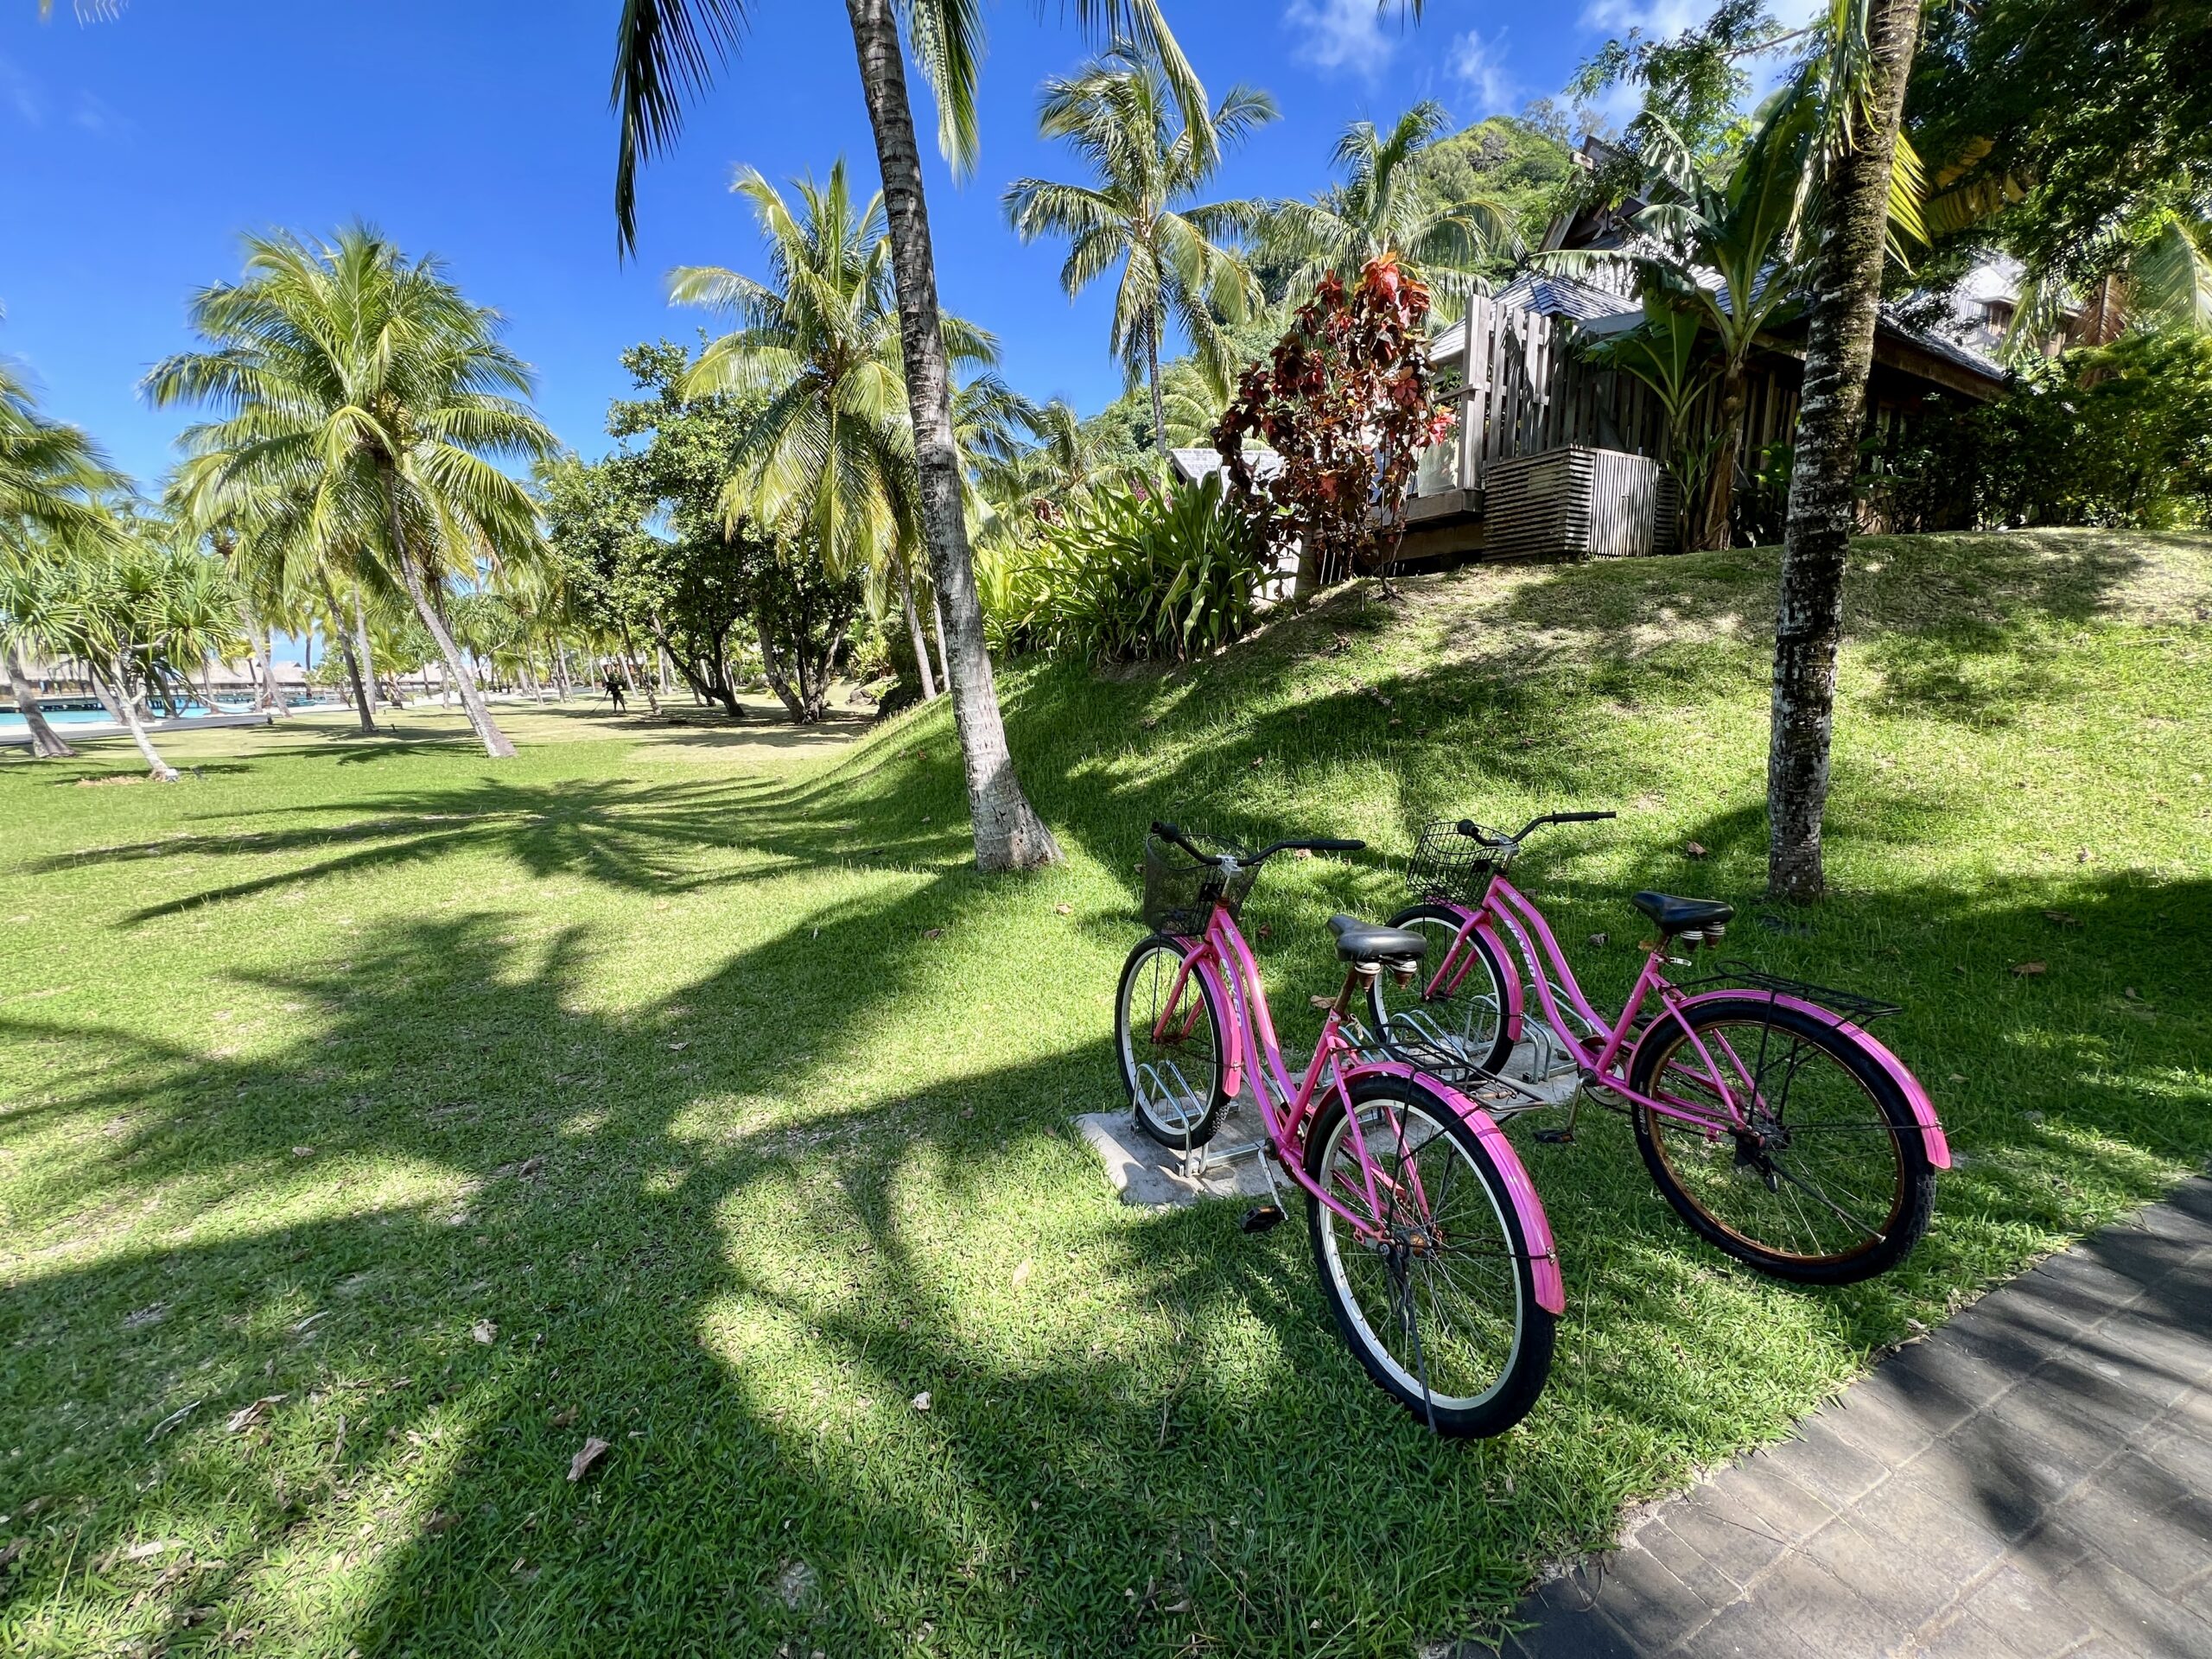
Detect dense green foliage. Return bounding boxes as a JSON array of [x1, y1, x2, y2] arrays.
[[1891, 332, 2212, 532], [987, 472, 1268, 663], [1406, 115, 1577, 249]]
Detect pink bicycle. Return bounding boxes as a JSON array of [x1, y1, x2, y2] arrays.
[[1115, 821, 1565, 1437], [1369, 813, 1951, 1285]]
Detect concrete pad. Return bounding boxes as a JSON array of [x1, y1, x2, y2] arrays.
[[1076, 1033, 1580, 1209]]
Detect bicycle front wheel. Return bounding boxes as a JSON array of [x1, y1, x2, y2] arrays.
[[1628, 998, 1935, 1284], [1116, 934, 1230, 1147], [1305, 1075, 1554, 1437]]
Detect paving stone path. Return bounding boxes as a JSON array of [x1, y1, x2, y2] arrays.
[[1490, 1177, 2212, 1659]]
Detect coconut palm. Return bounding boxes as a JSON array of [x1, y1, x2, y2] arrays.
[[144, 228, 558, 760], [614, 2, 1229, 873], [1255, 102, 1516, 321], [1004, 42, 1274, 457], [0, 362, 121, 757], [670, 161, 995, 702], [2002, 208, 2212, 358], [1769, 0, 1929, 901]]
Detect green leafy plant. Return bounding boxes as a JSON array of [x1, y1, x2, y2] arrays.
[[991, 471, 1268, 664]]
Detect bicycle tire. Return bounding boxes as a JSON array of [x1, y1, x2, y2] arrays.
[[1628, 997, 1935, 1285], [1305, 1074, 1554, 1437], [1116, 933, 1230, 1148], [1368, 903, 1515, 1077]]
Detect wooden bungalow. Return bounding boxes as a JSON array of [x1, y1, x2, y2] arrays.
[[1392, 198, 2011, 564]]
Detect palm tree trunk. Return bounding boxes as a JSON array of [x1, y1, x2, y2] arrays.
[[251, 623, 287, 717], [899, 563, 938, 700], [350, 589, 380, 715], [379, 471, 516, 760], [316, 575, 377, 734], [6, 648, 73, 759], [92, 664, 178, 781], [1700, 364, 1748, 550], [1767, 0, 1920, 904], [845, 0, 1059, 871], [929, 588, 952, 699], [1147, 314, 1169, 460]]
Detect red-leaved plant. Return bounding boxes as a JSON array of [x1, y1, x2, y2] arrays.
[[1213, 254, 1455, 591]]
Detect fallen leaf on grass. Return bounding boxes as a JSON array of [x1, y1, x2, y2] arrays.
[[123, 1540, 175, 1562], [471, 1320, 497, 1345], [2124, 986, 2141, 1001], [1053, 903, 1073, 916], [1587, 933, 1609, 948], [423, 1510, 458, 1535], [226, 1395, 286, 1434], [923, 927, 944, 940], [567, 1437, 610, 1482], [2042, 910, 2080, 926], [549, 1406, 577, 1427], [0, 1540, 25, 1571], [2011, 961, 2047, 977], [291, 1146, 315, 1159], [910, 1392, 931, 1413], [1682, 842, 1707, 859], [518, 1154, 545, 1179], [1011, 1258, 1033, 1289], [666, 1040, 690, 1052]]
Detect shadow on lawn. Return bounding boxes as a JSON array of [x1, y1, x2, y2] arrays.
[[6, 811, 2207, 1656]]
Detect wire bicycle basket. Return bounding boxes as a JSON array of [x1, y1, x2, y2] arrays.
[[1404, 820, 1501, 907], [1141, 830, 1257, 936]]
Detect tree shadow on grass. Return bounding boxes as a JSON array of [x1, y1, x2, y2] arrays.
[[4, 825, 2206, 1655]]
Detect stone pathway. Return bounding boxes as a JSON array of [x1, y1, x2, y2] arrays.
[[1491, 1177, 2212, 1659]]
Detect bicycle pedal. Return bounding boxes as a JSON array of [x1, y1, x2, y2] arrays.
[[1240, 1205, 1286, 1235], [1533, 1128, 1576, 1145]]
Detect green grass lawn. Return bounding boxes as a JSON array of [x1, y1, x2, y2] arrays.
[[3, 528, 2208, 1657]]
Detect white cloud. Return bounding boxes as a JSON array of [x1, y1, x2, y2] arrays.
[[1573, 0, 1829, 126], [70, 90, 130, 137], [1449, 28, 1515, 118], [0, 55, 44, 126], [1284, 0, 1399, 82]]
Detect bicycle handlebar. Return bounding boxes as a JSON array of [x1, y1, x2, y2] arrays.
[[1456, 809, 1617, 847], [1150, 821, 1365, 865]]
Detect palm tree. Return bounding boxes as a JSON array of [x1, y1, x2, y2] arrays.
[[1256, 102, 1516, 321], [1004, 43, 1274, 457], [0, 362, 122, 758], [144, 228, 558, 760], [616, 3, 1224, 873], [669, 161, 998, 702], [1769, 0, 1926, 902], [2001, 208, 2212, 358]]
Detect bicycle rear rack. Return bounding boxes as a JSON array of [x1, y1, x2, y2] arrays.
[[1353, 1014, 1575, 1121], [1672, 962, 1903, 1027]]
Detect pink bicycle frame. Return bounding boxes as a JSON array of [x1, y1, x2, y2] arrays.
[[1417, 878, 1949, 1169], [1154, 901, 1566, 1313]]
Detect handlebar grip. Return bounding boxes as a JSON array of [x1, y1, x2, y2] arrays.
[[1150, 820, 1212, 861], [1303, 837, 1365, 854], [1554, 810, 1617, 823], [1455, 819, 1498, 843]]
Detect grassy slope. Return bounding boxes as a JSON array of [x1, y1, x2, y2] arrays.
[[1, 529, 2207, 1657]]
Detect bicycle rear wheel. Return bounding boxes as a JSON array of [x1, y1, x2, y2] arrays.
[[1116, 934, 1230, 1147], [1367, 903, 1514, 1077], [1628, 998, 1935, 1284], [1305, 1075, 1554, 1437]]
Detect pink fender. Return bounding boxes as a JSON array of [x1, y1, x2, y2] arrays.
[[1648, 990, 1951, 1170], [1343, 1059, 1567, 1314], [1181, 949, 1244, 1103]]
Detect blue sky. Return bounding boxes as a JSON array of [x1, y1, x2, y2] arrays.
[[0, 0, 1730, 490]]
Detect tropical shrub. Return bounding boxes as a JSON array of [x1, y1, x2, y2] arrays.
[[1868, 330, 2212, 531], [989, 472, 1269, 664], [1214, 255, 1454, 590]]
